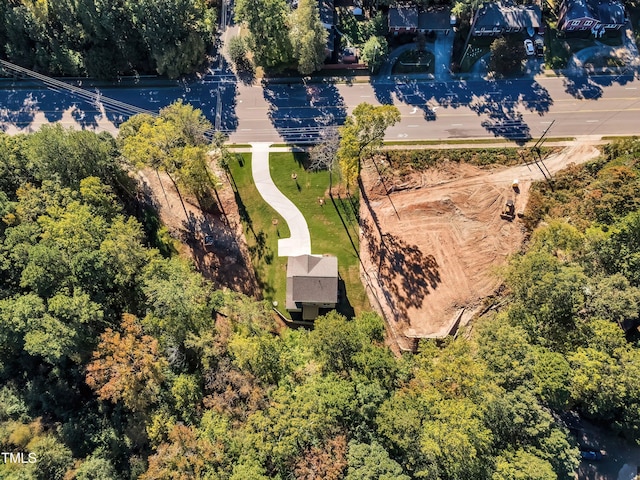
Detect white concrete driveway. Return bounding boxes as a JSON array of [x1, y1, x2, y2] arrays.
[[250, 142, 311, 257]]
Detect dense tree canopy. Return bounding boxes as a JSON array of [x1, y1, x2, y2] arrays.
[[0, 0, 216, 78], [1, 124, 639, 480], [235, 0, 293, 69], [289, 0, 328, 75]]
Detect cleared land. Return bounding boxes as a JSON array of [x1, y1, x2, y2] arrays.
[[359, 143, 601, 351], [136, 164, 260, 298]]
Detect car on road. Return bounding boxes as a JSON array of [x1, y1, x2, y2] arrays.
[[524, 39, 535, 56], [580, 450, 603, 461]]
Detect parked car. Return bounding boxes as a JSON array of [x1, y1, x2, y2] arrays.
[[580, 450, 603, 461], [340, 48, 358, 64], [534, 37, 544, 57], [524, 39, 535, 56]]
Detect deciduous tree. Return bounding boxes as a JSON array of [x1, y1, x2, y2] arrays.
[[289, 0, 328, 74], [360, 36, 387, 74], [86, 314, 167, 412], [337, 103, 400, 188], [235, 0, 293, 69]]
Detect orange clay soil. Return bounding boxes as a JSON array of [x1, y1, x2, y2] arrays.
[[359, 144, 601, 351]]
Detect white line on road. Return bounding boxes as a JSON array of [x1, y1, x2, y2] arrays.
[[241, 128, 253, 131], [451, 123, 463, 126], [626, 87, 637, 90], [360, 95, 371, 98], [407, 125, 419, 127], [586, 120, 599, 123]]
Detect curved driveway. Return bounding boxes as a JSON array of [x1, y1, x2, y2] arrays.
[[250, 142, 311, 257]]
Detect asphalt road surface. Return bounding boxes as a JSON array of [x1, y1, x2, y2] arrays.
[[230, 75, 640, 143], [1, 70, 640, 143]]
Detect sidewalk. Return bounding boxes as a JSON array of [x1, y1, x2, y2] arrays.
[[250, 143, 311, 257]]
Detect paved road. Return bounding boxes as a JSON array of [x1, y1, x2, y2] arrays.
[[250, 142, 311, 257], [1, 67, 639, 143], [229, 74, 640, 143]]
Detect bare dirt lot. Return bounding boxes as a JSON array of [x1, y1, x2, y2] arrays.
[[359, 144, 601, 351], [136, 163, 259, 298]]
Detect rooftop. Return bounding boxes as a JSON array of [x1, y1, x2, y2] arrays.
[[286, 255, 338, 308], [474, 3, 542, 30], [389, 6, 419, 29]]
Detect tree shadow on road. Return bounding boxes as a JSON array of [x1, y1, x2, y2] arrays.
[[563, 74, 604, 100], [0, 87, 91, 131], [563, 68, 636, 100], [262, 80, 348, 143], [370, 77, 554, 143]]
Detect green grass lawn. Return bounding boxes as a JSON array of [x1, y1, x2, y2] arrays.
[[459, 38, 492, 73], [228, 152, 369, 319], [392, 50, 435, 74]]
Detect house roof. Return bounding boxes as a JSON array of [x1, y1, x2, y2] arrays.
[[595, 0, 625, 24], [388, 6, 419, 29], [418, 8, 451, 31], [559, 0, 625, 25], [286, 255, 338, 308], [474, 3, 541, 30], [559, 0, 595, 22]]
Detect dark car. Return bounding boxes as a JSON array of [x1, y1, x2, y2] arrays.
[[580, 450, 603, 461], [534, 38, 544, 57]]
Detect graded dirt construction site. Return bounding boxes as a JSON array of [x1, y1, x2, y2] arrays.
[[359, 143, 601, 351]]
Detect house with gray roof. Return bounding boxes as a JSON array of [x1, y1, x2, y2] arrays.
[[558, 0, 625, 33], [388, 6, 419, 33], [471, 2, 543, 36], [418, 8, 453, 34], [286, 254, 338, 320]]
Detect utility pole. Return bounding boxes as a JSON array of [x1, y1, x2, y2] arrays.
[[529, 119, 555, 188]]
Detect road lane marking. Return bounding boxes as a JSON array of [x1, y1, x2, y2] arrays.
[[586, 120, 599, 123], [451, 123, 463, 126], [407, 125, 419, 127]]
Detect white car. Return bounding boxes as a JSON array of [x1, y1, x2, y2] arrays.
[[524, 39, 535, 56]]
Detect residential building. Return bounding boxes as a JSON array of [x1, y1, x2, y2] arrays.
[[558, 0, 625, 33], [418, 7, 453, 34], [319, 0, 336, 57], [471, 2, 543, 37], [286, 254, 339, 320], [388, 6, 419, 33], [388, 6, 454, 35]]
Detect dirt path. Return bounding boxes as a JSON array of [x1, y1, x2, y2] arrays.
[[136, 164, 259, 298], [360, 143, 601, 351]]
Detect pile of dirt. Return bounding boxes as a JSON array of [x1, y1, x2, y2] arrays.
[[360, 144, 601, 351]]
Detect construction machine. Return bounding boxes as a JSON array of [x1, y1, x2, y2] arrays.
[[501, 199, 515, 220]]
